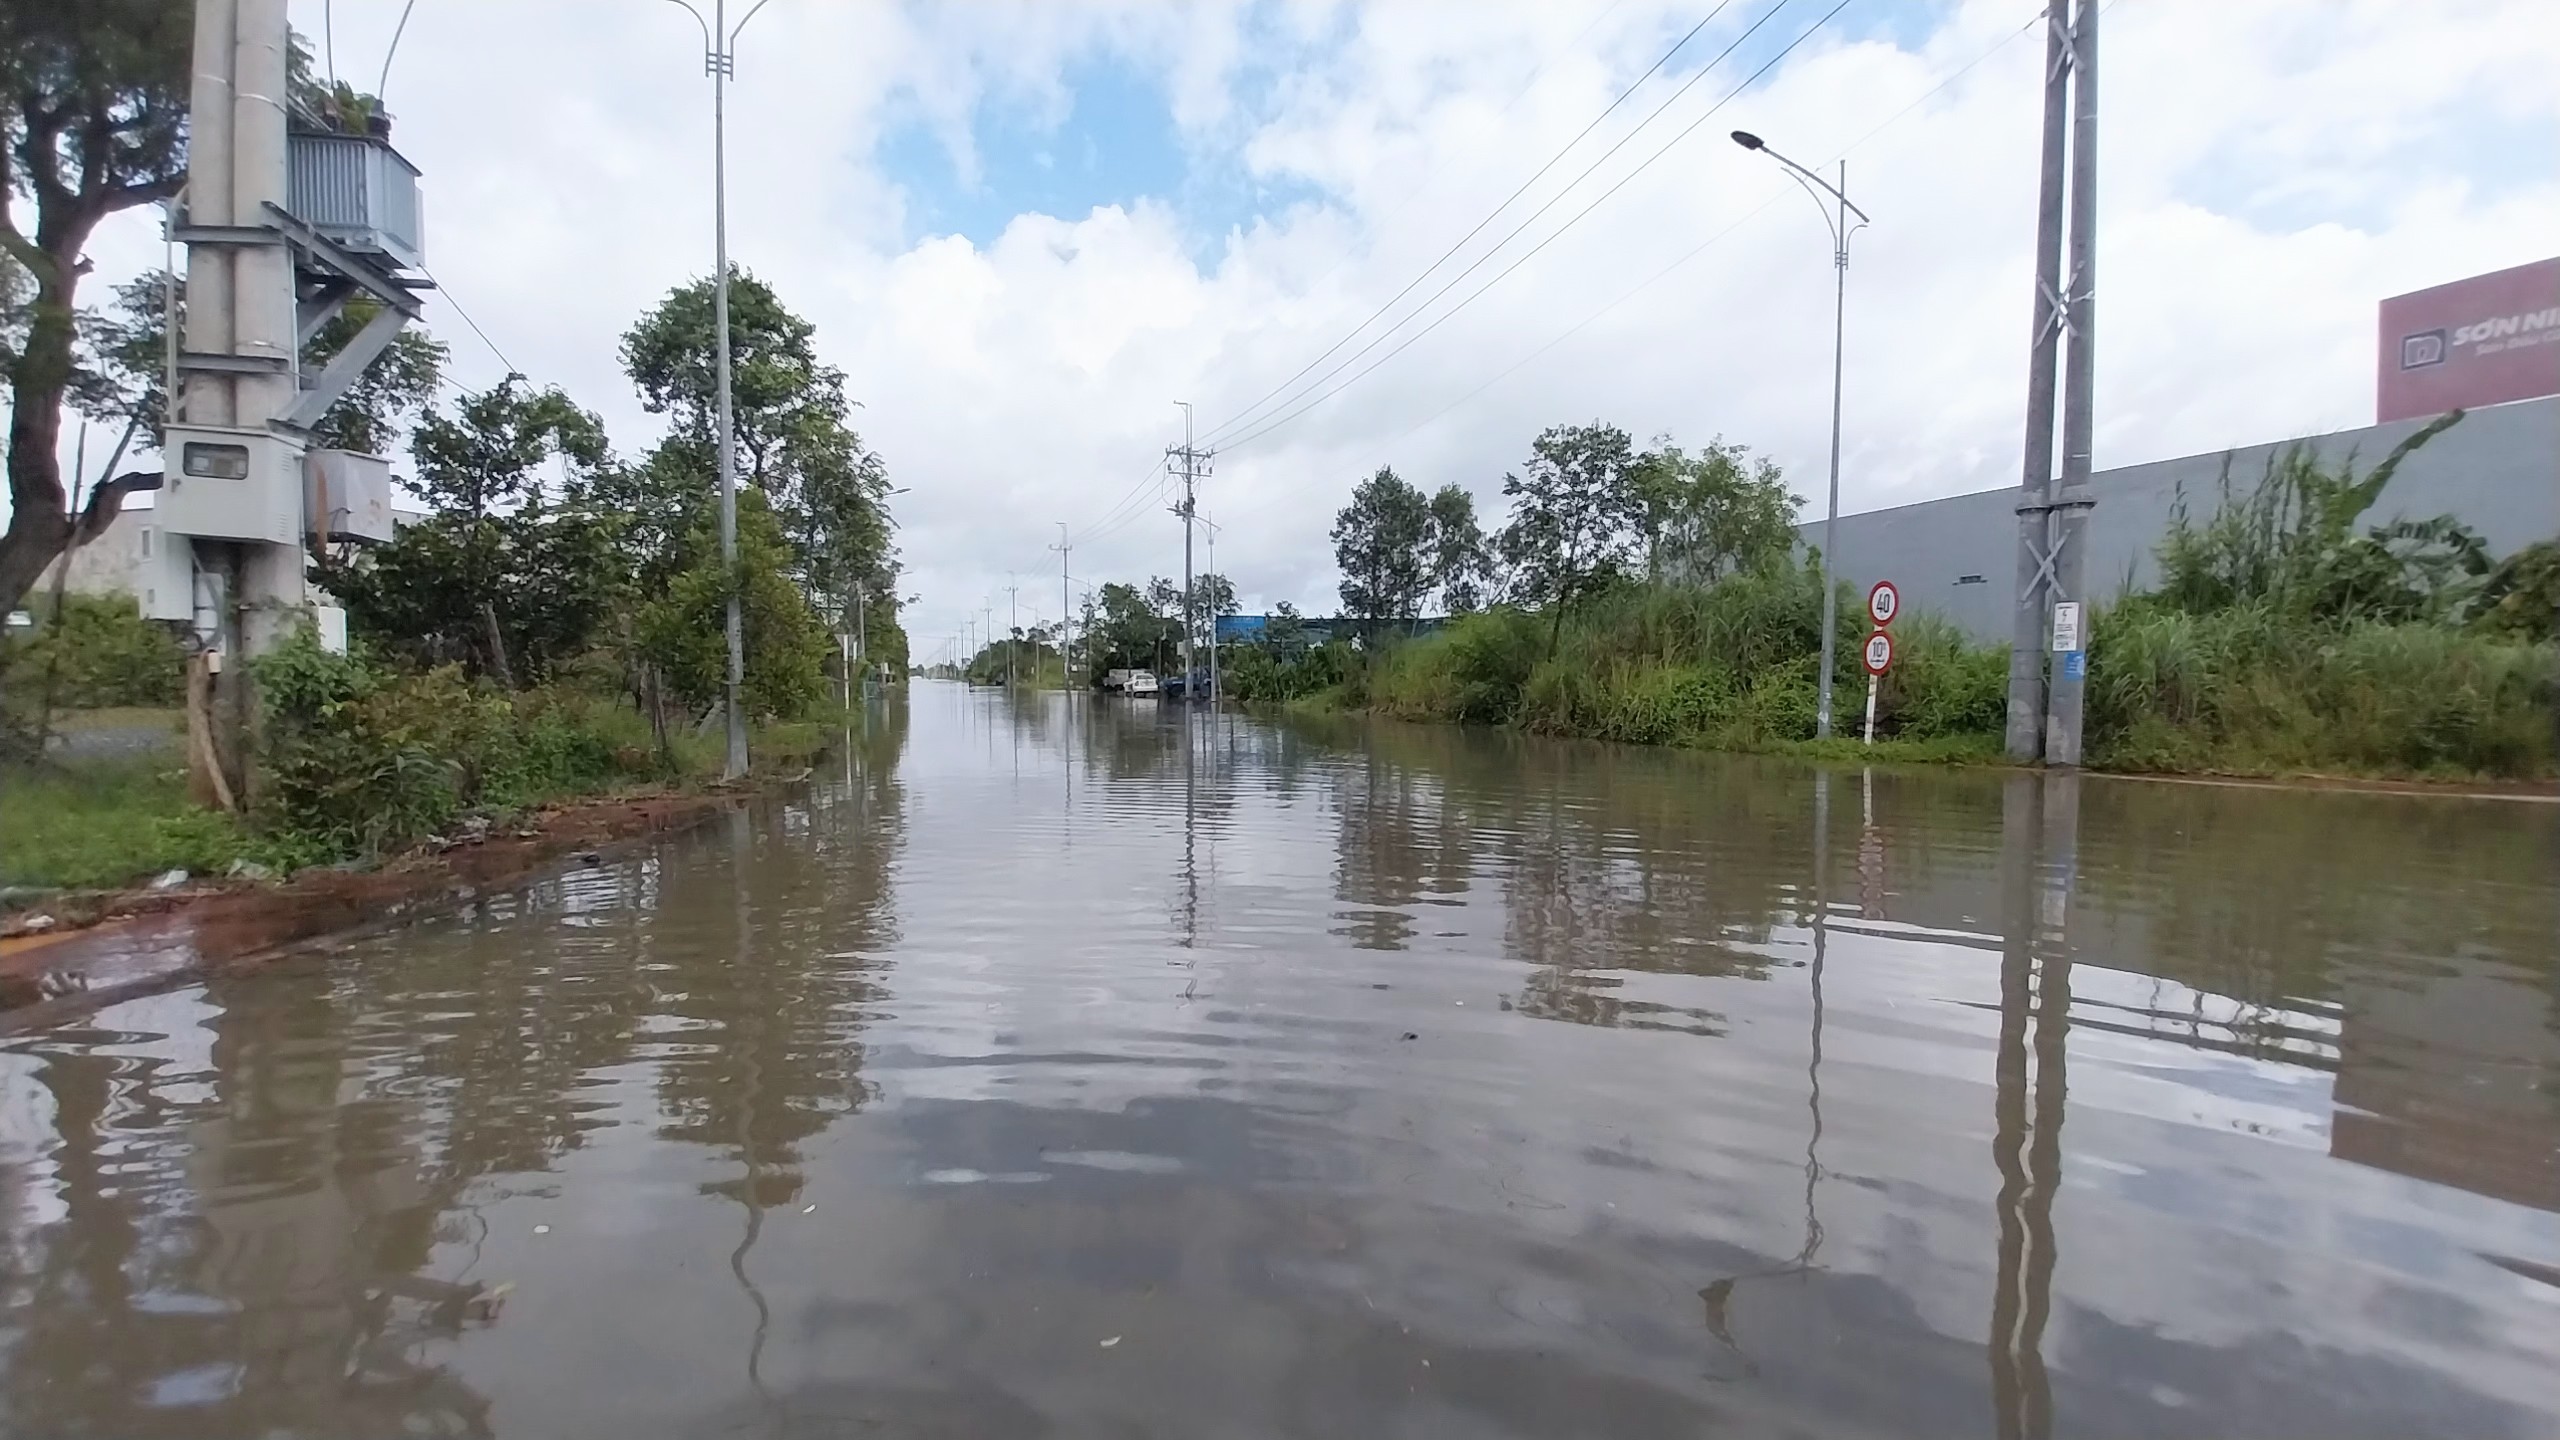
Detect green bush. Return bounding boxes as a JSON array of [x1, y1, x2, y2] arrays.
[[1375, 562, 1848, 747], [252, 630, 665, 857], [637, 494, 830, 722], [0, 592, 184, 710], [1887, 616, 2009, 739], [1225, 638, 1359, 705]]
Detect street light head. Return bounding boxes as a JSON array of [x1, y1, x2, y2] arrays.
[[1730, 130, 1765, 151]]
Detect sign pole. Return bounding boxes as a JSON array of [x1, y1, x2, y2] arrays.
[[1861, 580, 1898, 748]]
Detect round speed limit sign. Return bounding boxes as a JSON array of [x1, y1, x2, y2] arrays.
[[1867, 580, 1900, 628], [1863, 630, 1895, 675]]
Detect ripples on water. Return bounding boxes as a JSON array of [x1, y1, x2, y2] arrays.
[[0, 681, 2554, 1438]]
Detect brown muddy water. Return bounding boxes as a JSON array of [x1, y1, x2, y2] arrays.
[[1, 679, 2554, 1438]]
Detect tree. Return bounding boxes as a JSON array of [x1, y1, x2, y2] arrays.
[[618, 270, 898, 648], [0, 0, 192, 615], [1333, 467, 1434, 635], [1263, 599, 1310, 656], [2153, 411, 2470, 622], [1496, 422, 1642, 652], [1083, 580, 1178, 676], [638, 490, 829, 721], [332, 381, 611, 685], [1631, 437, 1799, 585], [1190, 572, 1239, 620], [1426, 484, 1492, 614]]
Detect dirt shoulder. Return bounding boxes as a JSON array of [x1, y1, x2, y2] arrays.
[[0, 788, 740, 1029]]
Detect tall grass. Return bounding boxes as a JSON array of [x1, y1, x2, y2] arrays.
[[2087, 602, 2552, 776], [1369, 560, 2009, 754], [1358, 558, 2552, 779]]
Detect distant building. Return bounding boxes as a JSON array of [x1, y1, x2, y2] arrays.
[[1804, 257, 2560, 642], [37, 502, 430, 615], [1806, 394, 2557, 642]]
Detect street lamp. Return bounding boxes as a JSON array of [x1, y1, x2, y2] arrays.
[[668, 0, 779, 778], [1733, 130, 1870, 739], [840, 488, 907, 703]]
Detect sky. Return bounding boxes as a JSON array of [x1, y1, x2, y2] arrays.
[[63, 0, 2560, 664]]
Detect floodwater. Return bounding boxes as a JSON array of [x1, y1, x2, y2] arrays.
[[1, 682, 2554, 1439]]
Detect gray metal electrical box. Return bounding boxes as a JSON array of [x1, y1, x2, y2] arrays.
[[304, 449, 398, 544], [287, 134, 425, 270], [130, 523, 198, 623], [154, 426, 304, 545]]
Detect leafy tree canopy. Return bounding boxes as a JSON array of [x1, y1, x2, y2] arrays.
[[1496, 422, 1642, 647], [1631, 437, 1798, 585], [1333, 467, 1434, 629], [0, 0, 192, 613]]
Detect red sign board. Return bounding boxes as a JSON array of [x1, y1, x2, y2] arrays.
[[1867, 580, 1899, 628], [1862, 631, 1893, 675], [2377, 257, 2560, 423]]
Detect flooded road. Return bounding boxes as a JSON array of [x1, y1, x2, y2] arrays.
[[2, 679, 2555, 1438]]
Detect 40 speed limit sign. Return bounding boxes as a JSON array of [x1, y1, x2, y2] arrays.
[[1867, 580, 1900, 628]]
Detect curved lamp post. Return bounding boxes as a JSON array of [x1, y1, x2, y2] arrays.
[[1733, 130, 1869, 739]]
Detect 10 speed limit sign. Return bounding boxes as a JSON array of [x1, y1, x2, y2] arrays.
[[1863, 630, 1894, 675]]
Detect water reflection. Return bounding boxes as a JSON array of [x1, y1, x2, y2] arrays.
[[1, 686, 2555, 1438]]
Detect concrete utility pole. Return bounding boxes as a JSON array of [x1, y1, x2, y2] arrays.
[[2005, 0, 2100, 764], [181, 0, 303, 725], [172, 0, 426, 803], [1052, 523, 1072, 692], [1166, 402, 1213, 700], [670, 0, 780, 779], [1007, 578, 1020, 687]]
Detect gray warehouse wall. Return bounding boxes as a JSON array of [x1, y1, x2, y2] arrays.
[[1802, 393, 2560, 641]]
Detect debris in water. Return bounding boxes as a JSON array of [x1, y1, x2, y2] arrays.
[[801, 1203, 816, 1214], [532, 1224, 550, 1235], [149, 869, 189, 890], [1400, 1032, 1418, 1041], [1100, 1336, 1121, 1348]]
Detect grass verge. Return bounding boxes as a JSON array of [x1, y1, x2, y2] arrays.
[[0, 757, 250, 891]]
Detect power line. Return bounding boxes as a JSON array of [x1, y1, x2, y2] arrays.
[[417, 265, 523, 380], [1280, 0, 1638, 315], [1197, 1, 1744, 448], [1069, 455, 1172, 548], [1219, 0, 1859, 455], [1202, 0, 1805, 450], [379, 0, 423, 102], [1383, 4, 2045, 444]]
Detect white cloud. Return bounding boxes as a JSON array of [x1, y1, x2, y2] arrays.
[[60, 0, 2560, 660]]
